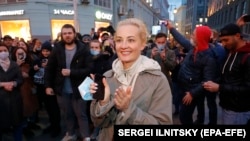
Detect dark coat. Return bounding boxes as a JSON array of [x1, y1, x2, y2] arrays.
[[219, 43, 250, 112], [44, 40, 93, 99], [170, 28, 218, 98], [0, 61, 23, 129], [92, 54, 112, 75]]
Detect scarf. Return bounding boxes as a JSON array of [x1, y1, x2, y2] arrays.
[[112, 55, 161, 91]]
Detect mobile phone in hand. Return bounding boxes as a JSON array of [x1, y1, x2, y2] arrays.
[[243, 15, 250, 22], [93, 74, 105, 100]]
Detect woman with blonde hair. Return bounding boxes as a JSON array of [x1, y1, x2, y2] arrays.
[[90, 18, 173, 141]]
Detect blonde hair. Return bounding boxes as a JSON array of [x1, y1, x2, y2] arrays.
[[115, 18, 148, 45]]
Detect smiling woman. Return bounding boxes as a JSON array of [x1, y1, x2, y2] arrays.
[[90, 18, 173, 141]]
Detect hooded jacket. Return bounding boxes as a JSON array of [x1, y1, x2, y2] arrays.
[[90, 55, 173, 141], [44, 40, 93, 99], [170, 26, 218, 98], [219, 43, 250, 112]]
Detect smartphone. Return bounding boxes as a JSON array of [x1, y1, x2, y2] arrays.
[[42, 58, 48, 63], [159, 20, 168, 25], [243, 15, 250, 22], [93, 74, 105, 100], [18, 53, 25, 60]]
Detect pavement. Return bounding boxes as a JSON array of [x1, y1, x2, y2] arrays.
[[2, 95, 222, 141]]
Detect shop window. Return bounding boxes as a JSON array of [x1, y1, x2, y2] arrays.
[[0, 0, 26, 4], [0, 20, 31, 42]]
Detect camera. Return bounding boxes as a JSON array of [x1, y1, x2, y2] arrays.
[[42, 59, 48, 63]]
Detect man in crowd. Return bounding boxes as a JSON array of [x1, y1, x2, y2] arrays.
[[203, 23, 250, 125], [44, 24, 93, 141]]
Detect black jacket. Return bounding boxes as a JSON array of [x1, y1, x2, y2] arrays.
[[0, 61, 23, 129], [170, 27, 217, 98], [219, 43, 250, 112], [44, 40, 93, 99]]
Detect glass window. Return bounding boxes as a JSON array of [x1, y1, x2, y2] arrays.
[[94, 0, 111, 9], [0, 0, 26, 4], [0, 20, 31, 41], [51, 20, 74, 40]]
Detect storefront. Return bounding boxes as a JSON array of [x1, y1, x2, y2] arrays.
[[0, 3, 114, 42], [0, 10, 31, 41], [51, 9, 75, 40], [94, 10, 113, 37]]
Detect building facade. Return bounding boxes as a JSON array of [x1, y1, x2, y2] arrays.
[[184, 0, 208, 35], [207, 0, 250, 36], [0, 0, 158, 42], [174, 0, 187, 36]]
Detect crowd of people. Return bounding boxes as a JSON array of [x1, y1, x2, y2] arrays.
[[0, 14, 249, 141]]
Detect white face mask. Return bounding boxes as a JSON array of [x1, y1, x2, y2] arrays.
[[190, 38, 196, 46], [0, 51, 9, 60]]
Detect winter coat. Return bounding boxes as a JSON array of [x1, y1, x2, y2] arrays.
[[44, 40, 93, 99], [0, 61, 23, 129], [219, 43, 250, 112], [90, 57, 173, 141], [170, 27, 218, 98]]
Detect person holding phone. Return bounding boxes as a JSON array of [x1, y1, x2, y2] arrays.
[[89, 18, 173, 141], [0, 43, 23, 141]]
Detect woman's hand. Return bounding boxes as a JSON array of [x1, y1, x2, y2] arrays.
[[114, 86, 132, 111], [90, 74, 110, 106], [1, 82, 14, 91], [16, 59, 24, 66]]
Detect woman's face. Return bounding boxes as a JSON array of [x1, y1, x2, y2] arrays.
[[0, 46, 8, 53], [18, 41, 28, 51], [115, 25, 144, 69], [15, 48, 26, 60]]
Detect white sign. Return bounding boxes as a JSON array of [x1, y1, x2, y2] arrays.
[[0, 10, 24, 16], [95, 11, 112, 21], [54, 9, 74, 15]]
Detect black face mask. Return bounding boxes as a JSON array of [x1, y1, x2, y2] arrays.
[[104, 46, 113, 56], [104, 45, 111, 49]]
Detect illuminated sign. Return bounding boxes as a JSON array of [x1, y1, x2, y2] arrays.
[[95, 11, 112, 20], [0, 10, 24, 16], [54, 9, 74, 15]]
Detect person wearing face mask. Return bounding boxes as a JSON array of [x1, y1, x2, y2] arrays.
[[165, 20, 218, 125], [90, 39, 112, 75], [0, 43, 24, 141], [87, 39, 113, 141], [151, 32, 176, 91]]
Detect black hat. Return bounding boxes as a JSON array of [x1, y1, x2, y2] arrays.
[[219, 23, 242, 37], [82, 34, 91, 40], [41, 41, 52, 51], [3, 35, 13, 40]]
